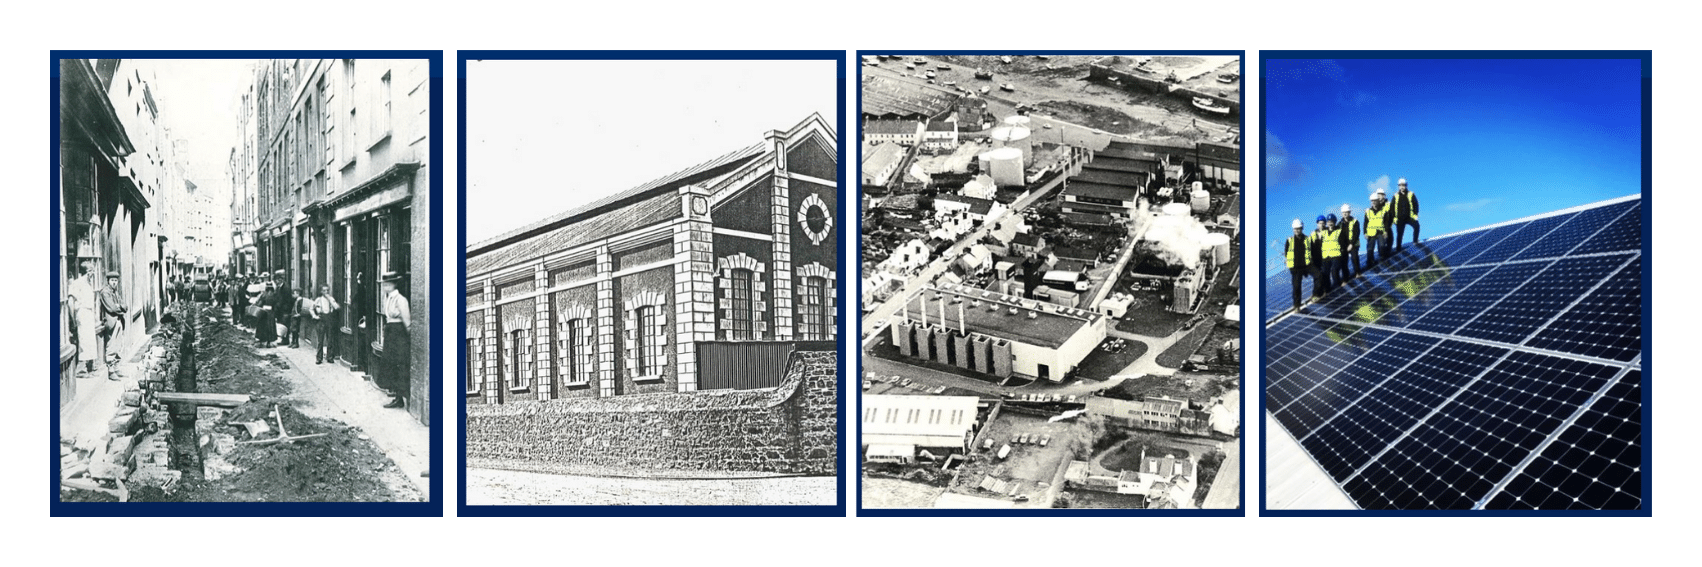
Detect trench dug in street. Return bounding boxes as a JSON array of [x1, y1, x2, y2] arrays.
[[60, 302, 424, 502]]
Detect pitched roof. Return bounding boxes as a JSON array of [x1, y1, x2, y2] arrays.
[[468, 114, 835, 272], [936, 194, 996, 215], [866, 120, 921, 135]]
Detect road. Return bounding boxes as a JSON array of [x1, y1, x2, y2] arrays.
[[467, 468, 837, 506]]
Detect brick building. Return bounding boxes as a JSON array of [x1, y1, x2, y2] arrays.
[[465, 114, 839, 403]]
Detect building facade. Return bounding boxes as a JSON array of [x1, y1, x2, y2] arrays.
[[242, 58, 434, 424], [59, 59, 203, 402], [465, 114, 838, 404]]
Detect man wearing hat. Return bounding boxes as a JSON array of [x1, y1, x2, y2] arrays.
[[1307, 215, 1331, 301], [379, 272, 411, 409], [98, 270, 128, 379], [1365, 189, 1393, 268], [1338, 203, 1362, 281], [1282, 218, 1312, 313], [254, 272, 278, 347], [1393, 177, 1421, 249]]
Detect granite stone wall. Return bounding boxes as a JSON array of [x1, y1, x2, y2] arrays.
[[466, 350, 837, 475]]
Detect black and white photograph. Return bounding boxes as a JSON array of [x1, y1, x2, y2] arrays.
[[55, 56, 436, 504], [857, 54, 1243, 510], [461, 54, 842, 507]]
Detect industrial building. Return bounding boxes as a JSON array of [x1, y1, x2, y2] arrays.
[[861, 394, 981, 462], [888, 283, 1107, 382], [465, 114, 839, 403]]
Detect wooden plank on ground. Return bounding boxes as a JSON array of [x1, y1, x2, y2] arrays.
[[154, 392, 252, 407]]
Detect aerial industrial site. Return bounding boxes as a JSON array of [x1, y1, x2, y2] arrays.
[[859, 54, 1243, 510]]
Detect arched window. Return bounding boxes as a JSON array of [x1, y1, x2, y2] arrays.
[[798, 275, 831, 340], [716, 254, 767, 340], [727, 269, 753, 340], [633, 306, 667, 375], [557, 317, 593, 384], [505, 328, 529, 389]]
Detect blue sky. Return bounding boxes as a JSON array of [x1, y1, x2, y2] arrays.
[[1263, 57, 1643, 274]]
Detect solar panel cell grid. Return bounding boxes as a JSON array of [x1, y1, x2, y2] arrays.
[[1265, 196, 1643, 510], [1456, 255, 1629, 344], [1406, 262, 1552, 334], [1568, 202, 1642, 256], [1526, 256, 1642, 362], [1456, 212, 1572, 266], [1509, 201, 1637, 262], [1484, 370, 1641, 510]]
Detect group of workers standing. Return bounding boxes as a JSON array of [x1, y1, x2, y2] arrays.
[[1282, 177, 1422, 312], [227, 270, 411, 409]]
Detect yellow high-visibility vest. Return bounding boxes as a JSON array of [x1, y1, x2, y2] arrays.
[[1365, 204, 1391, 236], [1321, 228, 1343, 258], [1395, 190, 1419, 221], [1285, 234, 1309, 269]]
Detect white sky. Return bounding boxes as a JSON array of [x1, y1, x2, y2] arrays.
[[465, 58, 838, 244], [147, 59, 252, 200]]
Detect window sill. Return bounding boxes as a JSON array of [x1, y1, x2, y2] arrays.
[[632, 374, 665, 384], [559, 380, 592, 388], [508, 385, 532, 394], [366, 132, 392, 151], [465, 388, 480, 396]]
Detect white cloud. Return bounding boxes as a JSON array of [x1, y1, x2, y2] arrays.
[[1366, 175, 1390, 197]]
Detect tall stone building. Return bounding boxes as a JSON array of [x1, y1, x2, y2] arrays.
[[466, 114, 839, 404], [244, 58, 434, 424], [58, 59, 183, 403]]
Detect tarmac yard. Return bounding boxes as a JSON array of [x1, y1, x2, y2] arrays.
[[946, 408, 1094, 508]]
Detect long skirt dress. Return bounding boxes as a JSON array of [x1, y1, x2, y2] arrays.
[[256, 303, 278, 343], [382, 322, 410, 399]]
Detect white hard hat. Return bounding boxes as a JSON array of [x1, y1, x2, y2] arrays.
[[1292, 218, 1303, 229], [1373, 188, 1387, 197], [1341, 204, 1352, 213], [1397, 178, 1408, 185]]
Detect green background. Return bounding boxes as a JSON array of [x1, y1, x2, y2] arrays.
[[9, 1, 1688, 561]]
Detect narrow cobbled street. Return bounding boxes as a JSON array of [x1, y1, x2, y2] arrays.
[[60, 301, 425, 502]]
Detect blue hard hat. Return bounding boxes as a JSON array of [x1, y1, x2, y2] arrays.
[[1315, 214, 1327, 223], [1326, 213, 1338, 223]]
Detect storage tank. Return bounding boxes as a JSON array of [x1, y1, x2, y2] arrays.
[[980, 147, 1025, 187], [989, 126, 1034, 165], [1162, 202, 1193, 217], [1190, 181, 1211, 214], [1002, 115, 1033, 131], [1201, 232, 1232, 266]]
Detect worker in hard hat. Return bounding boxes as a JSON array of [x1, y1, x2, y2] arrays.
[[1393, 178, 1420, 249], [1319, 214, 1344, 297], [1283, 218, 1312, 312], [1364, 189, 1393, 268], [1338, 203, 1362, 281], [1307, 214, 1332, 300]]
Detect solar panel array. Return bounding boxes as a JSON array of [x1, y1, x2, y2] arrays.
[[1264, 195, 1644, 510]]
